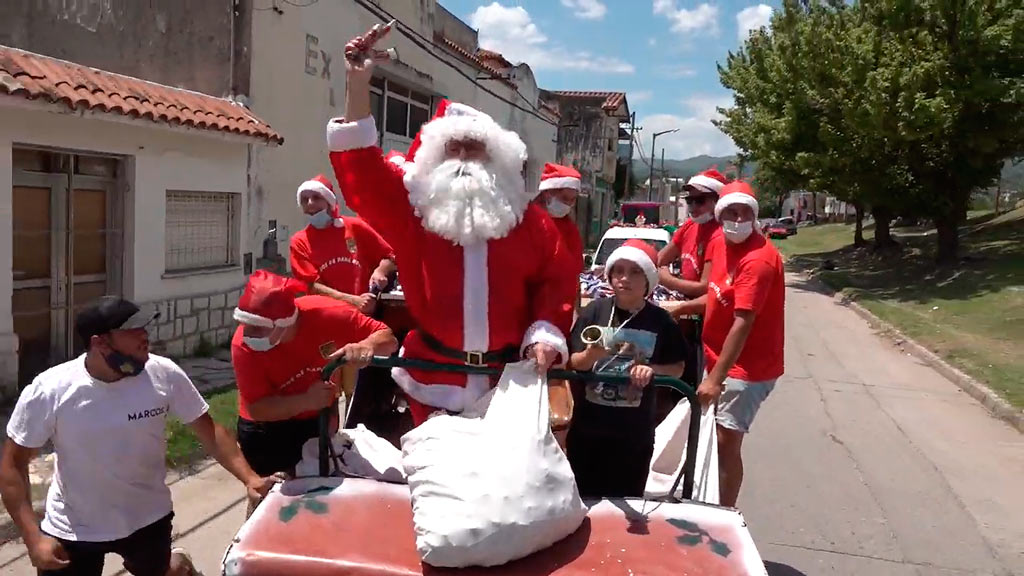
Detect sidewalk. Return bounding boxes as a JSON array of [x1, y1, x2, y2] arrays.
[[0, 353, 238, 546], [0, 462, 247, 575]]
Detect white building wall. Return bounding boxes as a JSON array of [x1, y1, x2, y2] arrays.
[[246, 0, 557, 264], [0, 103, 253, 392]]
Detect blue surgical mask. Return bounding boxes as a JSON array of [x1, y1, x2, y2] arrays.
[[307, 210, 332, 229]]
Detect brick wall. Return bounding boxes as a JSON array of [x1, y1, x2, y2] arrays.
[[146, 285, 244, 359]]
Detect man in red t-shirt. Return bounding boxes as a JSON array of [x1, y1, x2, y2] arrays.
[[290, 174, 397, 316], [230, 271, 398, 478], [667, 181, 784, 507], [657, 169, 728, 297]]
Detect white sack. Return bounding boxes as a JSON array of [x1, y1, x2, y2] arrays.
[[294, 424, 405, 483], [401, 360, 588, 568], [644, 399, 719, 504]]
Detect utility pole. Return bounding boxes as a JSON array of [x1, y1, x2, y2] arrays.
[[660, 148, 665, 202], [647, 128, 679, 200], [623, 111, 637, 200]]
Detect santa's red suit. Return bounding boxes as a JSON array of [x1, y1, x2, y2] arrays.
[[538, 163, 585, 281], [326, 100, 575, 423]]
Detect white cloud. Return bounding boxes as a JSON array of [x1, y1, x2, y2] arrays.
[[561, 0, 607, 20], [637, 95, 737, 159], [736, 4, 772, 41], [630, 90, 653, 102], [653, 0, 719, 35], [658, 64, 697, 78], [469, 3, 634, 74], [648, 37, 657, 47]]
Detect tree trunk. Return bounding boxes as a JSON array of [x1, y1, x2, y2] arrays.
[[853, 202, 867, 246], [934, 214, 959, 265], [871, 205, 897, 250]]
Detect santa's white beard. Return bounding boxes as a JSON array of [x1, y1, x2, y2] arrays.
[[407, 158, 529, 246]]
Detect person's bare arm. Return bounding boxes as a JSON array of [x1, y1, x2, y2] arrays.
[[698, 310, 756, 405], [0, 440, 68, 570], [247, 388, 326, 422], [309, 282, 375, 314], [663, 294, 707, 319], [658, 268, 707, 297], [188, 415, 283, 506], [569, 345, 608, 372], [657, 243, 681, 267]]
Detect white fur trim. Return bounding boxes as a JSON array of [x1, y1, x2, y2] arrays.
[[687, 174, 725, 194], [326, 116, 378, 152], [716, 192, 759, 220], [232, 307, 298, 328], [296, 180, 337, 207], [605, 245, 659, 297], [520, 320, 569, 365], [391, 364, 491, 413], [463, 242, 489, 352], [538, 176, 581, 192], [388, 155, 406, 166]]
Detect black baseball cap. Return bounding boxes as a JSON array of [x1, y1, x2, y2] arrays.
[[76, 296, 161, 343]]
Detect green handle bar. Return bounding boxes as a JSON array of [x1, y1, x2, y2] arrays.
[[318, 355, 702, 502]]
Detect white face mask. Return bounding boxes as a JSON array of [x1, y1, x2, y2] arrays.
[[546, 197, 572, 218], [307, 209, 333, 229], [243, 336, 277, 352], [722, 220, 754, 243], [691, 212, 713, 225]]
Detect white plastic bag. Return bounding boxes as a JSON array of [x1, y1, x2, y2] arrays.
[[644, 399, 719, 504], [294, 424, 405, 483], [401, 360, 588, 568]]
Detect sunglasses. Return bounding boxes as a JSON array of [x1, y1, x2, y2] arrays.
[[684, 195, 713, 206]]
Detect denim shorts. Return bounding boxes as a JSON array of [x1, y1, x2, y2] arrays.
[[714, 376, 776, 433]]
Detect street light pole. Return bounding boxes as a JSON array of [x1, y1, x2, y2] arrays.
[[647, 128, 679, 201]]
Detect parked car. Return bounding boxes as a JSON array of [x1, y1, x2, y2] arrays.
[[590, 225, 671, 275], [774, 217, 798, 236]]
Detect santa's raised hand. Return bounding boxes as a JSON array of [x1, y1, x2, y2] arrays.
[[344, 21, 394, 84]]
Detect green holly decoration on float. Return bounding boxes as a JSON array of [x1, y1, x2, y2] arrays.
[[667, 518, 733, 558], [278, 486, 332, 523]]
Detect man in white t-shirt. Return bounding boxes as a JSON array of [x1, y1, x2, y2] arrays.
[[0, 297, 281, 575]]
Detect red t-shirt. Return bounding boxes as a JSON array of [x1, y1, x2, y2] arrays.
[[671, 220, 721, 281], [231, 295, 389, 421], [553, 216, 584, 277], [702, 233, 785, 381], [289, 216, 394, 295]]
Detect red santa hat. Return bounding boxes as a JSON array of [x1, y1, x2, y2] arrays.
[[296, 174, 337, 207], [683, 169, 728, 198], [604, 239, 660, 297], [399, 99, 528, 185], [232, 270, 305, 328], [538, 163, 582, 192], [715, 180, 759, 220]]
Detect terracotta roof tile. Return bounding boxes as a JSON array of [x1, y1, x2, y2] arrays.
[[437, 37, 515, 88], [0, 45, 283, 144], [476, 48, 513, 69], [550, 90, 627, 112]]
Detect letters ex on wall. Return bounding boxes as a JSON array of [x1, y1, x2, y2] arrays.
[[305, 34, 338, 107]]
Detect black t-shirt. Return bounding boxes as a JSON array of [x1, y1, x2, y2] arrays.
[[569, 297, 686, 440]]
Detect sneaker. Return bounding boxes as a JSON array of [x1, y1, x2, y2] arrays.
[[171, 548, 205, 576]]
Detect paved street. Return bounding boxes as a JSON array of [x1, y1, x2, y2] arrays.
[[1, 273, 1021, 575]]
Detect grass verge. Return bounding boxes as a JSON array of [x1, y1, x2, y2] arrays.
[[166, 388, 239, 468], [775, 209, 1024, 408]]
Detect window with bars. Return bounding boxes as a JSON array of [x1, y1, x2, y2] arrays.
[[164, 191, 240, 272]]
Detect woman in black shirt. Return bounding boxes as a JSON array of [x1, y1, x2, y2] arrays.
[[567, 239, 686, 498]]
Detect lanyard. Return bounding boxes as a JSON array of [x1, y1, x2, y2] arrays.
[[606, 301, 641, 333]]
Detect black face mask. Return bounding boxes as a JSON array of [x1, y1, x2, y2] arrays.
[[104, 348, 147, 377]]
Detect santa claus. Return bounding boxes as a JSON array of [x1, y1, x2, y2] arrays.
[[325, 23, 576, 424]]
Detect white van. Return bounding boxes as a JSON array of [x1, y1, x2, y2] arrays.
[[588, 226, 671, 275]]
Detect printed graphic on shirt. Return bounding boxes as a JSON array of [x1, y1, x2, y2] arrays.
[[317, 256, 359, 273], [588, 328, 657, 408], [709, 280, 732, 307], [345, 237, 358, 255], [127, 405, 169, 422], [319, 341, 338, 359]]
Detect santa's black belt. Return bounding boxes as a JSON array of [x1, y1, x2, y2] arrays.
[[418, 331, 520, 367]]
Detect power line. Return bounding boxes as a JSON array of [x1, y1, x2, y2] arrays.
[[349, 0, 557, 127]]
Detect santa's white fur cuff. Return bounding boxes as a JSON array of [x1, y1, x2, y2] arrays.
[[715, 192, 760, 220], [521, 320, 569, 365], [327, 116, 378, 152], [538, 177, 581, 192]]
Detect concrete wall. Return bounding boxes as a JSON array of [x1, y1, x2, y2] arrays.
[[0, 101, 252, 394], [0, 0, 236, 98], [246, 0, 557, 261]]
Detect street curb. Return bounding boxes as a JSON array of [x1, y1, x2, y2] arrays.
[[794, 268, 1024, 434]]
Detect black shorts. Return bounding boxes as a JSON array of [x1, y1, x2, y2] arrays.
[[40, 512, 173, 576], [566, 430, 655, 499], [237, 416, 320, 477]]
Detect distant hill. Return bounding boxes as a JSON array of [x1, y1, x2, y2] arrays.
[[631, 155, 757, 182]]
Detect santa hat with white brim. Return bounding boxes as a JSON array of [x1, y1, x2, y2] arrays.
[[538, 162, 582, 192], [715, 181, 759, 221], [604, 239, 660, 297], [232, 270, 304, 328], [683, 169, 728, 198], [296, 174, 337, 207]]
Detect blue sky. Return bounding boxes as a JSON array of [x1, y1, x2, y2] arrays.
[[438, 0, 780, 160]]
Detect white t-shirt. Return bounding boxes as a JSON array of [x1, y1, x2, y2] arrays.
[[6, 354, 209, 542]]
